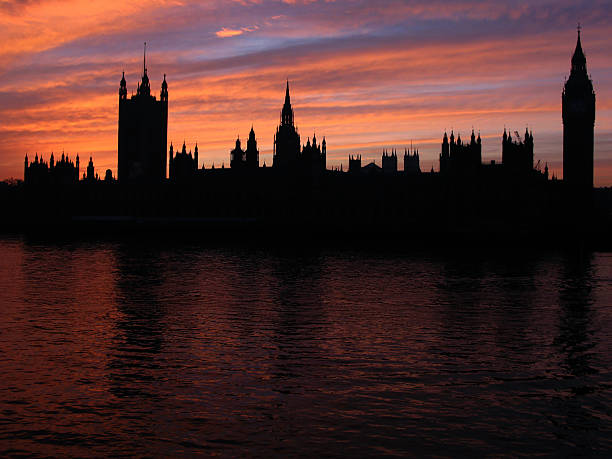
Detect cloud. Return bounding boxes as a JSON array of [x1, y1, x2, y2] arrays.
[[216, 25, 259, 38], [216, 28, 245, 38]]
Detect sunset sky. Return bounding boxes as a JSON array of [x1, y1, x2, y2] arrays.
[[1, 0, 611, 184]]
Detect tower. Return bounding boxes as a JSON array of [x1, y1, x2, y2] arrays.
[[562, 27, 596, 191], [118, 44, 169, 183], [245, 126, 259, 169], [230, 136, 245, 169], [349, 154, 361, 174], [381, 149, 397, 174], [273, 81, 301, 170], [87, 156, 95, 181], [439, 131, 450, 173]]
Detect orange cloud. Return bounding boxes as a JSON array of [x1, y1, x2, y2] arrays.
[[216, 28, 245, 38]]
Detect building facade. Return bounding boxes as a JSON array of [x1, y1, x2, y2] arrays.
[[118, 49, 168, 183], [502, 128, 534, 174], [230, 127, 260, 170], [403, 148, 421, 174], [439, 130, 481, 174], [169, 142, 198, 182], [382, 149, 398, 174], [24, 152, 79, 185]]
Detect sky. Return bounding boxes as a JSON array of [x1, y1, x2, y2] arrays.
[[1, 0, 611, 184]]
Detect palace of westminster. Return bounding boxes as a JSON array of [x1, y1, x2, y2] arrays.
[[20, 29, 598, 232]]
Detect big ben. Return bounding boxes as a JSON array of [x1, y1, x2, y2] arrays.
[[562, 26, 596, 191]]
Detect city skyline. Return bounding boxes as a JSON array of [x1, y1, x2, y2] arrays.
[[1, 1, 611, 184]]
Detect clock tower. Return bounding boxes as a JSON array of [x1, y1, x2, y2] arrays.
[[562, 26, 596, 191]]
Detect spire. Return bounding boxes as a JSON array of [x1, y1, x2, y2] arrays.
[[281, 80, 294, 126], [138, 42, 151, 96], [571, 24, 587, 74]]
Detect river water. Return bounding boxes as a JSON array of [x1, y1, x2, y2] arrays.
[[1, 236, 611, 456]]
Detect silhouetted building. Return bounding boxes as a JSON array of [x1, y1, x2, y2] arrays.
[[502, 128, 534, 174], [24, 152, 79, 185], [349, 155, 362, 173], [245, 126, 259, 169], [301, 134, 326, 174], [563, 27, 595, 191], [273, 81, 301, 171], [382, 149, 398, 174], [439, 131, 450, 173], [439, 130, 481, 174], [230, 127, 260, 170], [85, 156, 96, 182], [169, 142, 198, 182], [230, 136, 245, 169], [118, 45, 168, 183], [272, 82, 326, 174], [104, 169, 115, 182], [362, 162, 382, 176], [403, 148, 420, 174]]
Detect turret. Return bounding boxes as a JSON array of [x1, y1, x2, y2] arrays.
[[161, 74, 168, 102], [194, 143, 199, 171], [87, 156, 95, 181], [119, 71, 127, 101], [246, 126, 259, 169]]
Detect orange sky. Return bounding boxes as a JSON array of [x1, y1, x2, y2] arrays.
[[1, 0, 611, 184]]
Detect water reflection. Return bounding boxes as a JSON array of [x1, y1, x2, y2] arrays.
[[553, 251, 602, 453], [108, 244, 168, 399], [1, 238, 612, 456]]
